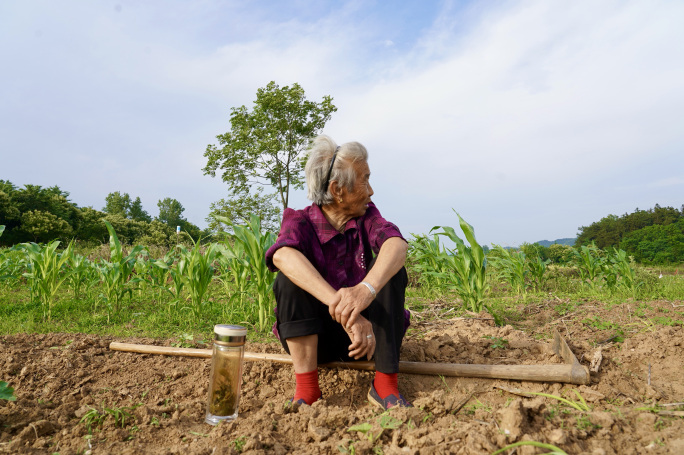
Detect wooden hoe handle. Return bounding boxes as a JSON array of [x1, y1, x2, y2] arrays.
[[109, 341, 590, 385]]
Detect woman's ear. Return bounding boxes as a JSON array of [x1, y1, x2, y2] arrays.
[[330, 181, 344, 199]]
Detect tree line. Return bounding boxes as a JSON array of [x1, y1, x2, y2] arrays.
[[0, 180, 202, 247], [576, 204, 684, 264]]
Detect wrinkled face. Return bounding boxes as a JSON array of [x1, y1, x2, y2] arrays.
[[340, 160, 374, 218]]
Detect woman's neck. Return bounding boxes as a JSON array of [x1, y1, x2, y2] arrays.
[[320, 204, 349, 233]]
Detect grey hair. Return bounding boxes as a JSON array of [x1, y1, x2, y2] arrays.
[[305, 135, 368, 205]]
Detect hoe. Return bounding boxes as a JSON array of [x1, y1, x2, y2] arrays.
[[110, 330, 590, 385]]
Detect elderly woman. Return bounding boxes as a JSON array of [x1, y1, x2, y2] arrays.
[[265, 135, 411, 410]]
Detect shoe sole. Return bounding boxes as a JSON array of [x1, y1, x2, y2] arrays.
[[367, 390, 388, 410]]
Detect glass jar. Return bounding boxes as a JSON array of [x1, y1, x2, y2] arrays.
[[205, 324, 247, 425]]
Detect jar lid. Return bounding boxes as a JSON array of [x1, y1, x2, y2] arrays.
[[213, 324, 247, 344], [214, 324, 247, 336]]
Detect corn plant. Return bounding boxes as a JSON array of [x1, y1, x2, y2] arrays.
[[572, 243, 604, 288], [407, 233, 451, 293], [527, 255, 551, 291], [431, 212, 489, 314], [97, 221, 146, 321], [164, 252, 188, 313], [133, 251, 151, 296], [66, 253, 98, 299], [602, 247, 643, 298], [488, 245, 527, 294], [135, 249, 173, 304], [19, 240, 74, 320], [0, 247, 26, 290], [178, 240, 220, 319], [215, 214, 277, 332], [216, 239, 251, 311], [616, 255, 642, 299]]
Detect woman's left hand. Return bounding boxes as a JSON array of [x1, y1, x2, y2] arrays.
[[329, 282, 375, 329], [345, 316, 375, 360]]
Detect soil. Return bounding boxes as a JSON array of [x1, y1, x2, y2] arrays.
[[1, 299, 683, 454]]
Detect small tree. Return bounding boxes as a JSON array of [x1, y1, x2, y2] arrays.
[[203, 81, 337, 210], [156, 198, 201, 241], [207, 188, 281, 233], [103, 191, 132, 217], [157, 198, 186, 228], [129, 197, 151, 222]]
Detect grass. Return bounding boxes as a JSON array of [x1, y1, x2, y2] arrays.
[[4, 274, 680, 345], [0, 281, 276, 343], [80, 402, 137, 434], [1, 237, 682, 343]]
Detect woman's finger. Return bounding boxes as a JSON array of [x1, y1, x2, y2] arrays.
[[335, 298, 351, 323], [367, 340, 375, 360], [340, 307, 354, 328], [345, 307, 361, 328], [349, 334, 369, 359]]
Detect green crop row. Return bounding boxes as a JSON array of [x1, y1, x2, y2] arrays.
[[0, 217, 276, 332], [2, 215, 682, 333]]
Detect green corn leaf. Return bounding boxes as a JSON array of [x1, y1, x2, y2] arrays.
[[103, 220, 123, 263]]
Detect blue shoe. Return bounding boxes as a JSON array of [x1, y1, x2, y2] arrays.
[[287, 392, 322, 407], [367, 382, 412, 410]]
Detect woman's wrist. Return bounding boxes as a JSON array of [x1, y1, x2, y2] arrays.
[[360, 281, 376, 298]]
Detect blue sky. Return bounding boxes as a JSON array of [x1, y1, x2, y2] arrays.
[[1, 0, 683, 246]]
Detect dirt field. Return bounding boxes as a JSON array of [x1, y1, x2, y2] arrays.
[[2, 299, 683, 454]]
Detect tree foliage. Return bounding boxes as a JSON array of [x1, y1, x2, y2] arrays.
[[0, 180, 202, 247], [156, 198, 201, 241], [620, 218, 684, 264], [206, 188, 281, 233], [157, 198, 185, 228], [21, 210, 73, 243], [576, 204, 683, 264], [103, 191, 132, 217], [129, 196, 152, 222], [576, 204, 682, 249], [203, 81, 337, 210], [103, 192, 151, 222]]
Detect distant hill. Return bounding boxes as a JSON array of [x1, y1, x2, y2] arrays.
[[534, 238, 576, 247]]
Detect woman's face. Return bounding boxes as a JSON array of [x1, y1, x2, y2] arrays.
[[340, 160, 374, 218]]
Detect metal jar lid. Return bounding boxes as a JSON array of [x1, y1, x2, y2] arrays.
[[213, 324, 247, 345]]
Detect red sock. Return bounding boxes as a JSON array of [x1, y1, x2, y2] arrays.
[[293, 369, 321, 405], [374, 372, 399, 399]]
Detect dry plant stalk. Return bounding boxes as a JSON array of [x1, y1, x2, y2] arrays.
[[590, 348, 603, 373]]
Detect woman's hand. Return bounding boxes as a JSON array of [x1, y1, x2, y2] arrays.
[[345, 316, 375, 360], [329, 282, 375, 329]]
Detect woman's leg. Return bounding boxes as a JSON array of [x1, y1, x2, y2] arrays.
[[285, 335, 318, 373], [273, 272, 352, 363], [367, 265, 409, 373]]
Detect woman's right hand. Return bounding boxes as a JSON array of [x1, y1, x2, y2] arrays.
[[345, 316, 375, 360]]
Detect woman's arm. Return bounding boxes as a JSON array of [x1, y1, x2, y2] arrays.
[[272, 245, 379, 360], [362, 236, 409, 294], [330, 236, 408, 328], [272, 246, 338, 307]]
